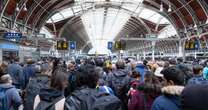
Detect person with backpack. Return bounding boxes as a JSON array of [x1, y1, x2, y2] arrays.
[[0, 73, 23, 110], [64, 64, 122, 110], [107, 60, 131, 110], [33, 69, 68, 110], [23, 64, 51, 110], [151, 66, 185, 110], [22, 59, 36, 89], [7, 57, 23, 89]]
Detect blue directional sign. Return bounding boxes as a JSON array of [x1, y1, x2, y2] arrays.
[[108, 42, 113, 50], [3, 32, 22, 40], [69, 41, 76, 49]]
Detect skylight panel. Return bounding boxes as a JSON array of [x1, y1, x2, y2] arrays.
[[139, 9, 155, 19]]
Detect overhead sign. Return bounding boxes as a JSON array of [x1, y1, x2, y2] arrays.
[[3, 32, 22, 40], [57, 41, 68, 50], [107, 42, 113, 50], [146, 34, 157, 38], [185, 38, 202, 50], [69, 41, 76, 49], [115, 40, 126, 50]]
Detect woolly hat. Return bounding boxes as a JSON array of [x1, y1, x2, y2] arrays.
[[0, 74, 12, 83]]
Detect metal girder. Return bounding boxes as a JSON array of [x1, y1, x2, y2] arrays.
[[24, 0, 45, 28], [160, 0, 188, 26], [178, 0, 199, 25], [120, 37, 179, 41], [32, 1, 56, 28], [35, 2, 152, 34], [140, 3, 180, 37], [13, 0, 29, 29], [35, 0, 74, 31], [129, 17, 148, 32], [198, 0, 208, 17], [0, 0, 10, 23]]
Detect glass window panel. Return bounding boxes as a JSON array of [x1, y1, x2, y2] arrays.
[[139, 9, 155, 19], [61, 8, 74, 18]]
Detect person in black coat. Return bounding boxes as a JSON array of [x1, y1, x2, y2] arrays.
[[181, 84, 208, 110]]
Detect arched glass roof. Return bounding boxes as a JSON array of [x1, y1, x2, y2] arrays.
[[47, 0, 169, 24], [46, 0, 177, 53], [82, 8, 130, 52]]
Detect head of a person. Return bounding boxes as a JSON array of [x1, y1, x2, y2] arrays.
[[169, 58, 177, 66], [95, 59, 104, 67], [143, 60, 148, 66], [0, 74, 12, 84], [50, 69, 68, 91], [193, 64, 203, 75], [68, 62, 75, 71], [144, 71, 154, 83], [131, 70, 141, 80], [35, 65, 42, 74], [27, 58, 34, 65], [161, 66, 185, 86], [14, 57, 19, 63], [177, 58, 183, 64], [76, 64, 99, 88], [116, 60, 125, 69], [163, 61, 170, 68]]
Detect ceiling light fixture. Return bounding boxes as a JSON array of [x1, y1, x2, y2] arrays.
[[15, 3, 20, 12], [23, 3, 27, 11], [168, 4, 172, 12], [160, 3, 163, 12]]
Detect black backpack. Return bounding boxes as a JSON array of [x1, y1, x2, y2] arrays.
[[34, 96, 65, 110], [24, 75, 50, 110], [110, 74, 130, 97], [65, 88, 122, 110]]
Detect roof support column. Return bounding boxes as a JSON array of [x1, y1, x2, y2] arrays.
[[178, 39, 185, 61]]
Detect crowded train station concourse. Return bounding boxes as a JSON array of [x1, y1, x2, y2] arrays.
[[0, 0, 208, 110]]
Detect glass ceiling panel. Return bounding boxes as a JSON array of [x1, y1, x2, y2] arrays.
[[82, 8, 130, 52], [158, 25, 177, 38]]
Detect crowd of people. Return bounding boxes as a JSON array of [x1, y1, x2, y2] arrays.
[[0, 56, 208, 110]]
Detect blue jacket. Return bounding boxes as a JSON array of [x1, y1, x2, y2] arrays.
[[23, 64, 36, 89], [151, 86, 184, 110], [187, 75, 208, 85], [7, 63, 23, 89], [151, 95, 181, 110], [98, 86, 115, 96]]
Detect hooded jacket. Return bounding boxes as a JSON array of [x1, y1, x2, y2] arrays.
[[33, 88, 65, 110], [151, 86, 184, 110], [0, 84, 22, 110]]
